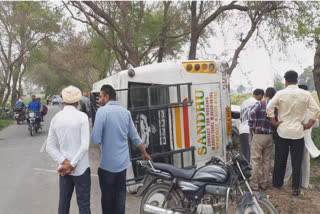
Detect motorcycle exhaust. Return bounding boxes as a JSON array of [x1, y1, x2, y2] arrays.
[[143, 204, 183, 214]]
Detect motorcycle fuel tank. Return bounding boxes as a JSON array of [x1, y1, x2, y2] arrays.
[[192, 165, 229, 184]]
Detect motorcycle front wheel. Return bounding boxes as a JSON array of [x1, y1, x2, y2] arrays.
[[140, 183, 184, 214], [29, 124, 34, 136], [242, 197, 278, 214]]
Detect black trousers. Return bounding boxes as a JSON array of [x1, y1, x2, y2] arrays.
[[98, 168, 127, 214], [58, 168, 91, 214], [240, 133, 251, 162], [272, 136, 305, 190]]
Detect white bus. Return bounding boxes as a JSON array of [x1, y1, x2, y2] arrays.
[[91, 60, 232, 192]]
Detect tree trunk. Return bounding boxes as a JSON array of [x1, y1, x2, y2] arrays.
[[313, 38, 320, 102], [188, 33, 200, 60], [11, 68, 20, 107], [188, 1, 199, 60], [158, 2, 171, 63]]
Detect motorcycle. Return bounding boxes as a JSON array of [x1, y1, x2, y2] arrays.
[[13, 107, 26, 124], [27, 111, 41, 136], [138, 144, 277, 214], [0, 106, 12, 119]]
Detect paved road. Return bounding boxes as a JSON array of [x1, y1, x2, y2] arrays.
[[0, 106, 141, 214]]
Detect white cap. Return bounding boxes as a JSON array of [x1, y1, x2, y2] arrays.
[[62, 85, 82, 104]]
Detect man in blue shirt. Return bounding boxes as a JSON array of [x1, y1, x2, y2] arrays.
[[27, 95, 42, 124], [91, 84, 151, 214]]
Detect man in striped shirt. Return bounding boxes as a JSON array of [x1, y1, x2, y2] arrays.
[[248, 87, 276, 191]]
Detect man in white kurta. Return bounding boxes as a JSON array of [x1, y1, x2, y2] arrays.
[[46, 86, 91, 214]]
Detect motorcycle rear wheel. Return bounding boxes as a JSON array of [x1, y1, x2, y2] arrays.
[[140, 183, 184, 214]]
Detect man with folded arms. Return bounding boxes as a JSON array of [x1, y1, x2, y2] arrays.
[[267, 71, 320, 196], [46, 85, 91, 214]]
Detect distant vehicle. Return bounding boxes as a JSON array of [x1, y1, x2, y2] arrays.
[[27, 111, 41, 136], [13, 107, 26, 124], [0, 106, 12, 119], [52, 95, 63, 105]]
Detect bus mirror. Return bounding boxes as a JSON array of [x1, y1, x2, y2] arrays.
[[128, 69, 135, 77]]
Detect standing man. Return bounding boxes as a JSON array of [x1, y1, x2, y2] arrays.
[[267, 70, 320, 196], [80, 92, 91, 118], [91, 84, 151, 214], [46, 86, 91, 214], [248, 87, 276, 191], [239, 89, 264, 161], [284, 85, 320, 188]]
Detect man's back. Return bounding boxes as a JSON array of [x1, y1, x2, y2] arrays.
[[15, 100, 25, 107], [91, 101, 142, 173], [267, 85, 320, 139], [47, 105, 90, 176]]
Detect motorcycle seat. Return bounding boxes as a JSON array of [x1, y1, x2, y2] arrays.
[[152, 163, 195, 180]]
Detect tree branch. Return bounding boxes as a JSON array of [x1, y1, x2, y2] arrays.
[[227, 13, 263, 74]]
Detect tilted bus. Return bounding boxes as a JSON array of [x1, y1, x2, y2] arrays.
[[90, 60, 233, 192]]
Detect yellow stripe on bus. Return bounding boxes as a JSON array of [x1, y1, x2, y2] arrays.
[[174, 106, 182, 149]]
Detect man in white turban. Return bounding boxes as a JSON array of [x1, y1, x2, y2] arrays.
[[46, 85, 91, 214]]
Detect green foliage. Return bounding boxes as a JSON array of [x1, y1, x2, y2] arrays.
[[88, 34, 115, 79], [231, 94, 251, 105], [273, 80, 285, 91], [236, 85, 246, 94], [0, 119, 13, 130], [299, 66, 316, 91], [312, 125, 320, 149]]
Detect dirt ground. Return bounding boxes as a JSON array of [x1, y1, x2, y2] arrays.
[[262, 159, 320, 214]]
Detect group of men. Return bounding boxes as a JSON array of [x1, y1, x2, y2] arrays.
[[46, 85, 151, 214], [240, 70, 320, 196]]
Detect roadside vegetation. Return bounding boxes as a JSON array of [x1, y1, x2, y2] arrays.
[[0, 119, 13, 130]]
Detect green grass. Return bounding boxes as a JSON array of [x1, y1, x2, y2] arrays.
[[0, 119, 13, 130]]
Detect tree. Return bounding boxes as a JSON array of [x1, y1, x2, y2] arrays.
[[186, 1, 291, 76], [0, 2, 62, 107], [65, 1, 189, 69], [237, 84, 246, 94], [273, 74, 285, 91], [267, 2, 320, 100], [299, 66, 315, 91]]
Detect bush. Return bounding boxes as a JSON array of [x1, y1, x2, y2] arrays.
[[312, 125, 320, 149], [0, 119, 13, 130], [231, 94, 251, 105]]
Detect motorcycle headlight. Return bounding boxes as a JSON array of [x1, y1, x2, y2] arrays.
[[29, 112, 35, 117]]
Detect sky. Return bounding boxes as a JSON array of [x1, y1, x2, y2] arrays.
[[59, 1, 316, 93]]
